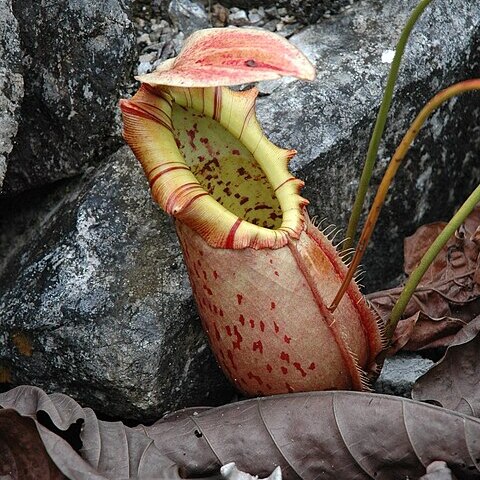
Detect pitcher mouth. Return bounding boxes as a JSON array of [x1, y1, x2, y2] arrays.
[[120, 83, 309, 250]]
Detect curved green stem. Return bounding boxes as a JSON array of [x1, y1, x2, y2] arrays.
[[344, 0, 434, 251], [385, 184, 480, 340], [329, 79, 480, 313]]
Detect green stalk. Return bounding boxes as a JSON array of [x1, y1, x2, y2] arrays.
[[344, 0, 434, 251], [385, 184, 480, 340], [329, 79, 480, 313]]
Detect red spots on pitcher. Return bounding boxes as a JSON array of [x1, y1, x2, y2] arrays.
[[214, 323, 221, 341], [227, 350, 237, 370], [285, 383, 294, 393], [260, 320, 265, 332], [247, 371, 263, 385], [203, 284, 213, 296], [308, 362, 316, 370], [252, 340, 263, 354], [284, 334, 291, 344], [249, 319, 255, 328], [225, 325, 232, 336], [293, 362, 307, 377], [232, 149, 240, 155], [237, 294, 243, 305], [266, 363, 273, 373], [232, 326, 243, 350], [274, 271, 279, 277], [213, 270, 218, 279], [200, 137, 208, 145], [281, 366, 288, 375], [187, 124, 198, 149], [270, 302, 276, 310], [202, 270, 207, 281], [238, 314, 245, 326], [237, 167, 250, 179], [274, 322, 280, 334], [213, 304, 218, 314], [219, 308, 224, 317], [193, 265, 201, 279], [280, 351, 290, 363]]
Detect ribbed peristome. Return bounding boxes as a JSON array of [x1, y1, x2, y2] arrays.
[[121, 83, 308, 249]]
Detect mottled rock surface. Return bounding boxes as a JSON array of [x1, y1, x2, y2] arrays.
[[0, 147, 234, 421], [205, 0, 357, 24], [2, 0, 137, 194], [168, 0, 210, 37], [375, 353, 434, 398], [133, 0, 170, 20], [0, 0, 23, 191], [256, 0, 480, 291], [1, 0, 480, 419]]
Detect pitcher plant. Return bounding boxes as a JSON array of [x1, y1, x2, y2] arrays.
[[120, 28, 385, 396]]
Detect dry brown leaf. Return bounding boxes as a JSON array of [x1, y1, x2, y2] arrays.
[[2, 386, 480, 479], [412, 315, 480, 418], [0, 386, 183, 480], [367, 205, 480, 353], [0, 408, 66, 480]]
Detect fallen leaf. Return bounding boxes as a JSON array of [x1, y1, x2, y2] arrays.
[[0, 408, 66, 480], [384, 311, 467, 353], [2, 386, 480, 479], [0, 386, 183, 480], [412, 315, 480, 418], [367, 204, 480, 353]]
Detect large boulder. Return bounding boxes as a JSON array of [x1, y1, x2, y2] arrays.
[[0, 147, 234, 421], [2, 0, 137, 194], [256, 0, 480, 290], [0, 0, 23, 191], [1, 0, 479, 420]]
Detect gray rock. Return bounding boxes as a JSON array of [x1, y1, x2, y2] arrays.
[[217, 0, 357, 24], [0, 147, 234, 421], [248, 8, 265, 25], [256, 0, 480, 291], [2, 0, 137, 194], [1, 0, 479, 420], [168, 0, 210, 38], [133, 0, 170, 20], [375, 353, 434, 398], [229, 9, 250, 27], [0, 0, 23, 191]]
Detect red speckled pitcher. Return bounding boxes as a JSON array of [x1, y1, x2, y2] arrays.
[[120, 27, 384, 396]]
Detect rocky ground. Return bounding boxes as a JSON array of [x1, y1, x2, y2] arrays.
[[131, 0, 346, 77], [0, 0, 479, 421], [130, 0, 359, 82]]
